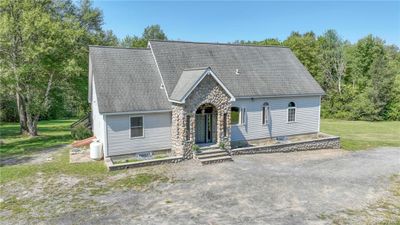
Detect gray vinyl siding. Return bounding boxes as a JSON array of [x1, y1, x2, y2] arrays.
[[106, 112, 172, 156], [231, 96, 321, 141]]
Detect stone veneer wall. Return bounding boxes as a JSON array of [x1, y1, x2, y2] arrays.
[[171, 74, 232, 159], [231, 136, 340, 155], [106, 156, 183, 171]]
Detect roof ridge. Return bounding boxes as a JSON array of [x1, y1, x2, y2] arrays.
[[89, 45, 150, 50], [183, 67, 210, 71], [149, 39, 289, 49]]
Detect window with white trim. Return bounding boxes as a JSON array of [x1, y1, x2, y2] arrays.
[[262, 102, 270, 125], [288, 102, 296, 122], [130, 116, 143, 138], [231, 107, 240, 125]]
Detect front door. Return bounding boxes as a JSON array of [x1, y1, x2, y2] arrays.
[[195, 114, 213, 144]]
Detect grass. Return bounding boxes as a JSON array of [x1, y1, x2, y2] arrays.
[[0, 119, 76, 158], [320, 119, 400, 151], [112, 173, 169, 189], [0, 148, 169, 221], [0, 148, 107, 184]]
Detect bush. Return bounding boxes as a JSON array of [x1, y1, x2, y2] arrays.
[[192, 144, 200, 153], [71, 125, 92, 140]]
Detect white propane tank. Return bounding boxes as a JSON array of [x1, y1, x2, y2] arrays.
[[90, 140, 103, 160]]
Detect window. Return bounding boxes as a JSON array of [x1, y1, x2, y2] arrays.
[[223, 113, 227, 137], [231, 107, 240, 125], [262, 102, 269, 125], [130, 116, 143, 138], [288, 102, 296, 122], [231, 107, 246, 125], [186, 115, 191, 141], [241, 108, 246, 124]]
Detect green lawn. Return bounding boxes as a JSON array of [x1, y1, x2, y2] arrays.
[[0, 119, 75, 158], [321, 119, 400, 151], [0, 148, 107, 184]]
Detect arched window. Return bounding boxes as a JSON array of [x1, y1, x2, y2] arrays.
[[262, 102, 270, 125], [288, 102, 296, 122]]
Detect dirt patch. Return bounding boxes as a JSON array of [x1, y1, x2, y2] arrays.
[[0, 144, 68, 167]]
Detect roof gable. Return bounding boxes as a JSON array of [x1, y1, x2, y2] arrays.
[[170, 67, 235, 103], [89, 46, 171, 113]]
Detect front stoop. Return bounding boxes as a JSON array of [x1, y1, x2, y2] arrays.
[[194, 149, 233, 165]]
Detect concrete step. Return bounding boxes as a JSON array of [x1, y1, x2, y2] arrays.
[[196, 152, 229, 159], [195, 149, 226, 156], [198, 145, 220, 151], [199, 155, 233, 165]]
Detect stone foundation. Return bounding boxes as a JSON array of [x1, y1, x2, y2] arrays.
[[104, 135, 340, 170], [105, 156, 183, 171], [231, 136, 340, 155]]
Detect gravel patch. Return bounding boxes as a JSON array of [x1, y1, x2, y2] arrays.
[[1, 147, 399, 225]]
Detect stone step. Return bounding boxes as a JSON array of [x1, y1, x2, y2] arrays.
[[196, 152, 229, 159], [194, 149, 226, 156], [199, 156, 234, 165], [199, 145, 220, 151]]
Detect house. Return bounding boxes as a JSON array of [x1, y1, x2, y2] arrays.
[[88, 40, 325, 160]]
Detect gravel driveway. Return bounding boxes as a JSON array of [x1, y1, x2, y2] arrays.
[[96, 148, 399, 225], [2, 147, 400, 224]]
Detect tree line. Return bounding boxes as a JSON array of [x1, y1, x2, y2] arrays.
[[1, 0, 399, 137], [235, 31, 400, 121]]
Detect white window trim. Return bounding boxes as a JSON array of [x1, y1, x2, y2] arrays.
[[241, 108, 246, 125], [129, 115, 145, 139], [287, 102, 296, 123], [262, 105, 270, 125], [231, 106, 241, 126]]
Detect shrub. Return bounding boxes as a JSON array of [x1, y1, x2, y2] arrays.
[[192, 144, 200, 153], [71, 124, 92, 140]]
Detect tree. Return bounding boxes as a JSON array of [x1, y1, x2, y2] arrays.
[[261, 38, 281, 46], [385, 45, 400, 120], [142, 24, 167, 40], [120, 24, 167, 48], [0, 0, 83, 136], [318, 30, 346, 94], [350, 35, 386, 90], [120, 35, 147, 48], [283, 32, 322, 84]]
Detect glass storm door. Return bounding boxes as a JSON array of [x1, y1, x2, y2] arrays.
[[195, 114, 213, 143]]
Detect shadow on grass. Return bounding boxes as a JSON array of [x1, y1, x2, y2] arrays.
[[0, 155, 34, 167]]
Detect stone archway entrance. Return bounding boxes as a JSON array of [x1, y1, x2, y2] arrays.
[[170, 70, 233, 158], [195, 104, 217, 144]]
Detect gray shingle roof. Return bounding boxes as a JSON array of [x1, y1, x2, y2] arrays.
[[170, 67, 209, 102], [89, 46, 171, 113], [149, 40, 325, 98]]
